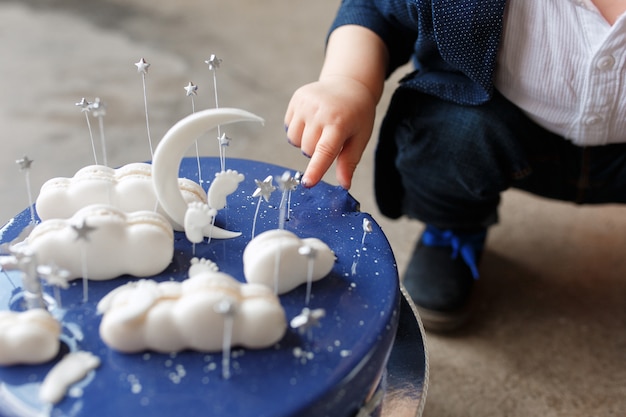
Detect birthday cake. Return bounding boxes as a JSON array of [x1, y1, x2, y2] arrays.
[[0, 109, 401, 417]]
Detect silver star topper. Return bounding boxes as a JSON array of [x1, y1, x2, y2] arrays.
[[38, 264, 71, 289], [75, 98, 91, 112], [276, 171, 299, 192], [252, 175, 276, 202], [205, 54, 222, 71], [362, 218, 372, 234], [214, 297, 238, 316], [298, 245, 318, 260], [72, 219, 97, 242], [184, 82, 198, 96], [290, 307, 326, 334], [16, 156, 33, 171], [218, 132, 231, 147], [90, 97, 107, 118], [135, 58, 150, 74]]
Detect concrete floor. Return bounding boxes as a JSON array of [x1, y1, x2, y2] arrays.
[[1, 1, 624, 416]]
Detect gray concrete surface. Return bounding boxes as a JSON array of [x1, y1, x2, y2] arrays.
[[1, 1, 624, 416]]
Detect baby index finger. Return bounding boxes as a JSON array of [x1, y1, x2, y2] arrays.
[[301, 127, 344, 188]]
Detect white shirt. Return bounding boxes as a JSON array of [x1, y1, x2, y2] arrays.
[[495, 0, 626, 145]]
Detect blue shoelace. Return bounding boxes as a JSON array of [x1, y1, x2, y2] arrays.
[[421, 225, 487, 279]]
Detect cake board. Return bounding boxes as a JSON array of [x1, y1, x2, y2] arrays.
[[380, 284, 428, 417]]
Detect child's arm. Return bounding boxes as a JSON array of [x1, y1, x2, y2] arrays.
[[285, 24, 389, 189]]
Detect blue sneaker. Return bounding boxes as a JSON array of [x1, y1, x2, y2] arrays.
[[403, 225, 486, 332]]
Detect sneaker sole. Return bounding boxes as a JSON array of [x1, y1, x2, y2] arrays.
[[415, 304, 471, 333]]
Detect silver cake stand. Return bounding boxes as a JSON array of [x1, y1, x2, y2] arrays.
[[380, 284, 429, 417]]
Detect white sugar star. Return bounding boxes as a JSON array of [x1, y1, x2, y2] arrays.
[[252, 175, 276, 202], [205, 54, 222, 71], [184, 82, 198, 96], [135, 58, 150, 74]]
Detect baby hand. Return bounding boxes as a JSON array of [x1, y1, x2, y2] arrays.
[[284, 75, 377, 189]]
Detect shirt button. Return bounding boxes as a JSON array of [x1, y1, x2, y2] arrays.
[[584, 114, 603, 125], [596, 55, 616, 70]]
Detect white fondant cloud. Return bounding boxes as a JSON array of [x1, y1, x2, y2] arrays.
[[243, 230, 335, 294], [27, 204, 174, 281], [0, 309, 61, 365], [97, 262, 286, 353], [35, 162, 206, 231]]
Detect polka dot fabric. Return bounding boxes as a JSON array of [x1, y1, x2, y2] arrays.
[[330, 0, 507, 105]]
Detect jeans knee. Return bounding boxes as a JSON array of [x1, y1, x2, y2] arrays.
[[377, 89, 534, 226]]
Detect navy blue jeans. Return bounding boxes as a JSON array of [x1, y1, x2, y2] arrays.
[[374, 87, 626, 231]]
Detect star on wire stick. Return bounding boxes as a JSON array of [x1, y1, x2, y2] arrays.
[[204, 54, 222, 71], [16, 156, 36, 225], [38, 264, 70, 289], [184, 81, 198, 97], [90, 97, 106, 118], [352, 218, 374, 276], [75, 97, 91, 112], [288, 172, 302, 222], [298, 245, 318, 306], [205, 54, 228, 171], [16, 156, 33, 171], [135, 58, 154, 158], [276, 171, 299, 230], [75, 98, 98, 164], [253, 176, 276, 202], [290, 307, 326, 342], [134, 58, 150, 74], [214, 297, 238, 380], [90, 97, 108, 167], [361, 218, 373, 246], [38, 263, 71, 307], [184, 81, 203, 183], [73, 219, 96, 302], [251, 176, 276, 238], [15, 249, 46, 310], [72, 219, 97, 242], [218, 132, 231, 147]]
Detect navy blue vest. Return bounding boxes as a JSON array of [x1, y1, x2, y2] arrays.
[[332, 0, 508, 104]]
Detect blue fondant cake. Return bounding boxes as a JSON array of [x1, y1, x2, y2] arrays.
[[0, 157, 400, 417]]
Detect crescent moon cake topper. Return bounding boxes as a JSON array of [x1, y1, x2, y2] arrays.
[[151, 108, 264, 239]]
